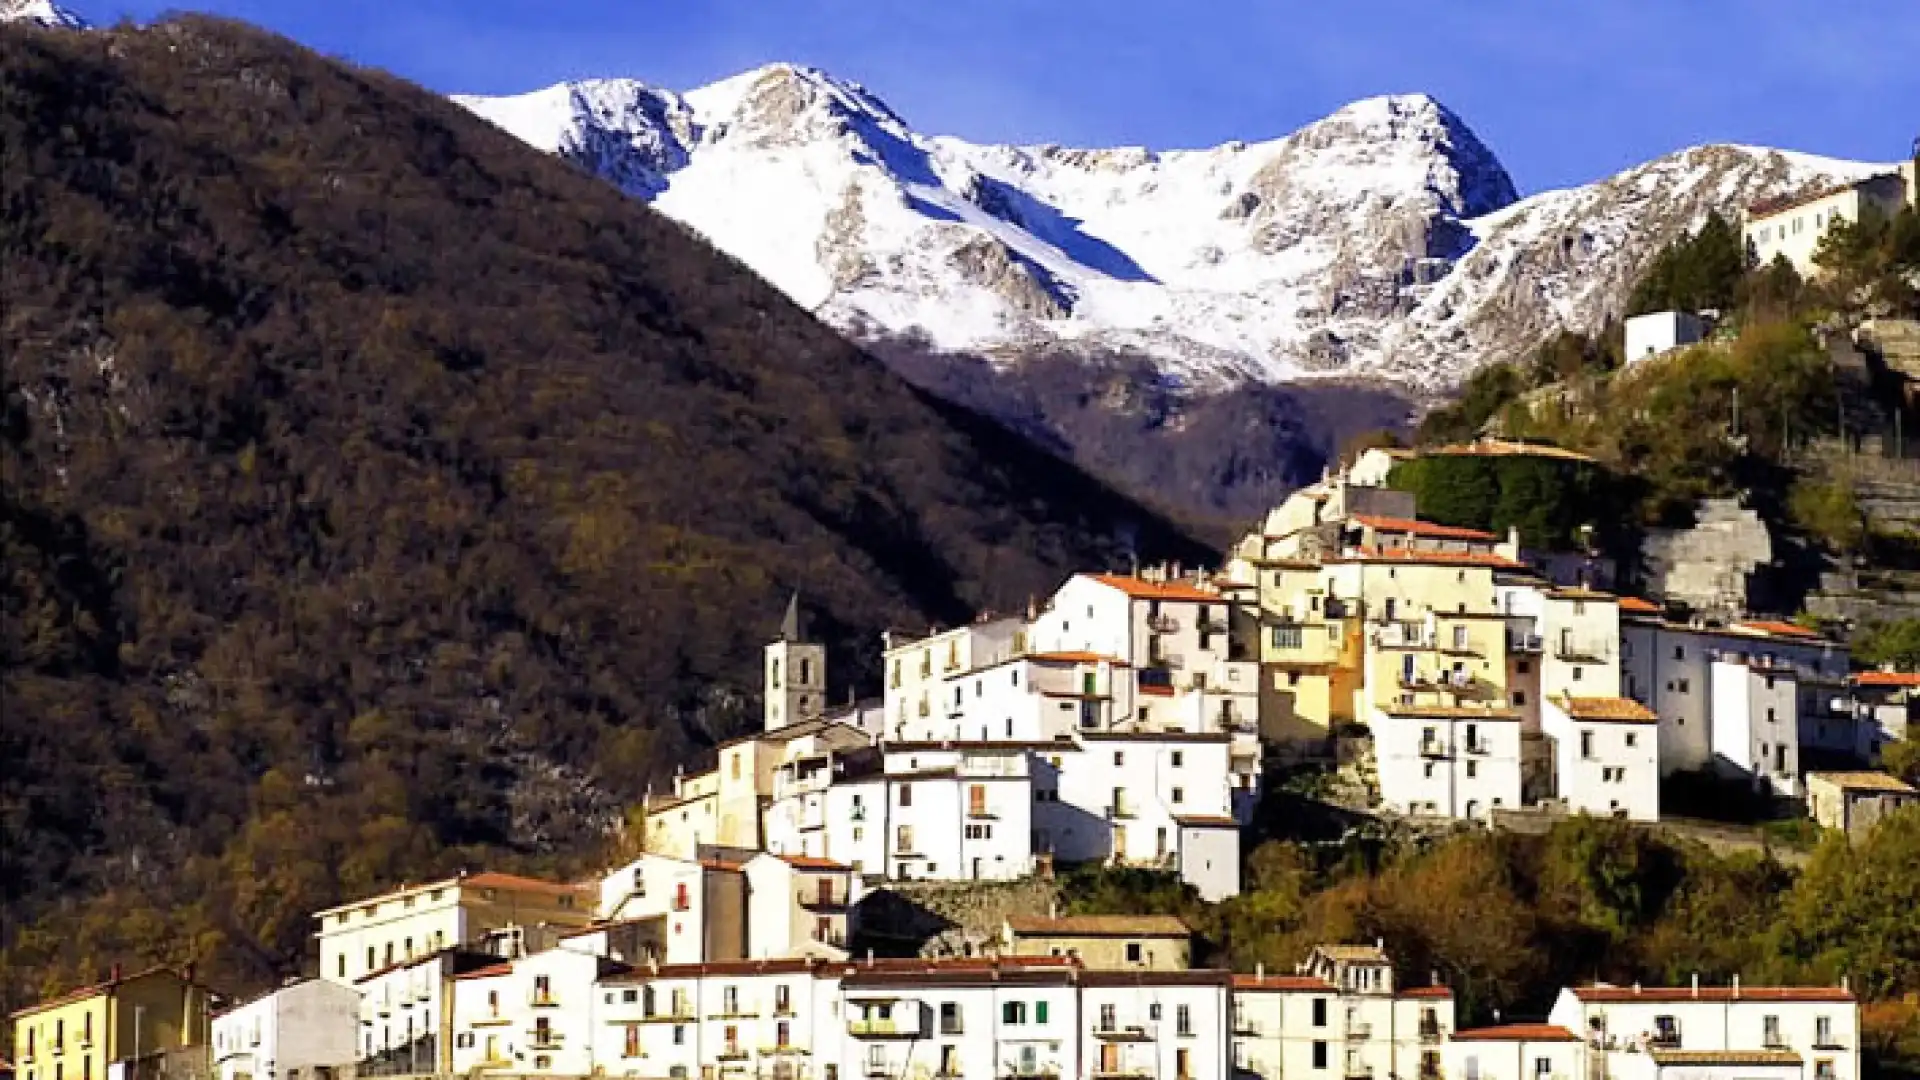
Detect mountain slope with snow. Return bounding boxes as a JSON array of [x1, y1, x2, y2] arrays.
[[0, 0, 87, 27], [457, 66, 1889, 394]]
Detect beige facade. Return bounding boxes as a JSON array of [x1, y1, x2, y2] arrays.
[[1805, 771, 1917, 837], [1232, 947, 1454, 1080], [1001, 915, 1192, 970], [1743, 174, 1910, 276], [314, 871, 593, 985]]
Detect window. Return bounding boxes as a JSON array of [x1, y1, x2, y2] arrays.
[[775, 985, 791, 1015], [1516, 660, 1530, 674], [1653, 1015, 1679, 1046], [1171, 751, 1184, 768], [1573, 667, 1583, 681], [899, 784, 912, 807], [338, 954, 346, 979], [1177, 1005, 1193, 1036], [624, 1024, 641, 1058], [1534, 1060, 1551, 1080], [1466, 761, 1477, 778], [1763, 1015, 1782, 1046], [1453, 626, 1469, 649], [1003, 1002, 1027, 1025], [672, 1025, 686, 1046], [1172, 787, 1185, 804], [1036, 1001, 1049, 1024], [1114, 751, 1125, 766], [1673, 645, 1684, 660], [1816, 1016, 1834, 1046], [1313, 1041, 1329, 1069], [1625, 732, 1637, 748], [1513, 691, 1526, 706], [940, 1002, 962, 1035], [1100, 1004, 1118, 1030], [1127, 942, 1143, 963], [1272, 625, 1303, 649], [487, 989, 500, 1017], [723, 986, 739, 1014], [1581, 729, 1596, 760], [1313, 998, 1328, 1027], [1678, 678, 1690, 694], [896, 826, 915, 853]]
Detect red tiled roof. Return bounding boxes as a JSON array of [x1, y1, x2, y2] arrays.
[[1852, 670, 1920, 688], [1085, 574, 1221, 602], [1232, 974, 1337, 992], [1570, 985, 1853, 1003], [452, 963, 513, 981], [701, 859, 747, 873], [1400, 986, 1455, 999], [461, 871, 591, 898], [1348, 514, 1498, 542], [778, 855, 853, 871], [1173, 814, 1240, 827], [1557, 696, 1658, 723], [1330, 549, 1528, 571], [1731, 620, 1823, 641], [1029, 651, 1129, 666], [1452, 1024, 1578, 1043], [1617, 597, 1660, 615], [1140, 684, 1176, 697]]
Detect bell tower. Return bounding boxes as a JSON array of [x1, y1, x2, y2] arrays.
[[765, 592, 826, 732]]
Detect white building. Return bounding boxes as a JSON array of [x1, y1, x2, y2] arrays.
[[742, 853, 859, 959], [592, 959, 838, 1080], [595, 853, 747, 965], [1081, 971, 1230, 1080], [882, 616, 1029, 741], [1444, 1023, 1582, 1080], [355, 949, 504, 1074], [1624, 312, 1707, 365], [447, 947, 621, 1078], [1541, 695, 1660, 820], [315, 872, 593, 986], [1744, 174, 1910, 276], [210, 979, 360, 1080], [1374, 705, 1524, 821], [1547, 982, 1859, 1080], [1709, 656, 1803, 797], [839, 957, 1085, 1080]]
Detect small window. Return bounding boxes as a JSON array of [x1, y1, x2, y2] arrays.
[[1171, 751, 1184, 768], [1127, 942, 1143, 963], [1172, 787, 1185, 804]]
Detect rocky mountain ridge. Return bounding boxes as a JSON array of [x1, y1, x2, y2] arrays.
[[457, 64, 1892, 395]]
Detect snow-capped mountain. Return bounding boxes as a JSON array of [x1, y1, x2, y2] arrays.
[[0, 0, 87, 27], [457, 64, 1890, 394]]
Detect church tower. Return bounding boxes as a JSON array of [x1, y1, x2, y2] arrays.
[[765, 592, 826, 732]]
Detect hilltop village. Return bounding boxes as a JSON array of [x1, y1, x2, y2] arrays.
[[13, 440, 1907, 1080]]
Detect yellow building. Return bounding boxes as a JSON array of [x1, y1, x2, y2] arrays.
[[1000, 915, 1193, 970], [11, 967, 211, 1080], [314, 871, 594, 985]]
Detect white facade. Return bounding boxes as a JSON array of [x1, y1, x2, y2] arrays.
[[1081, 974, 1230, 1080], [1744, 175, 1910, 275], [1540, 697, 1660, 821], [448, 947, 610, 1077], [1444, 1026, 1582, 1080], [211, 980, 360, 1080], [1548, 984, 1859, 1080], [1624, 312, 1706, 364], [355, 951, 461, 1073], [1375, 709, 1523, 820], [1048, 734, 1234, 870], [1709, 660, 1802, 797], [883, 618, 1029, 741], [742, 853, 857, 959], [595, 853, 746, 965]]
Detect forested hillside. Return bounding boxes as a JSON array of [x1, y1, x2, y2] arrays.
[[0, 16, 1205, 1005]]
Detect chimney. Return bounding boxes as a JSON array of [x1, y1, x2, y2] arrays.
[[1691, 973, 1699, 998], [1841, 975, 1849, 993], [111, 962, 123, 982], [1632, 982, 1641, 995], [1732, 974, 1741, 999], [866, 949, 875, 968], [1256, 962, 1265, 981], [1049, 899, 1059, 920]]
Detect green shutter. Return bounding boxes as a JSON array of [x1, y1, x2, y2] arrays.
[[1036, 1001, 1049, 1024]]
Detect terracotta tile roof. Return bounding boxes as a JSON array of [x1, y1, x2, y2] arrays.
[[558, 916, 664, 940], [452, 963, 512, 981], [1140, 684, 1176, 697], [1080, 969, 1232, 988], [1173, 814, 1240, 827], [1451, 1024, 1578, 1042], [1546, 587, 1616, 601], [1005, 915, 1190, 938], [1570, 984, 1853, 1003], [1401, 985, 1455, 999], [1731, 620, 1824, 641], [9, 966, 205, 1018], [1085, 573, 1221, 602], [1029, 650, 1130, 665], [1806, 771, 1917, 794], [1651, 1050, 1803, 1067], [777, 854, 854, 871], [1232, 974, 1336, 992], [462, 871, 591, 898], [1746, 174, 1897, 219], [1557, 696, 1658, 723], [1617, 597, 1661, 615], [1852, 670, 1920, 688], [1348, 514, 1498, 542], [701, 858, 747, 873], [1331, 549, 1528, 571], [1080, 729, 1232, 744]]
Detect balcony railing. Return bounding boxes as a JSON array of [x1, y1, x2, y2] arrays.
[[849, 1019, 920, 1038], [1149, 615, 1180, 633], [1554, 640, 1612, 663], [1506, 633, 1543, 653], [529, 991, 559, 1007], [1348, 1023, 1372, 1040], [1000, 1067, 1061, 1080], [1106, 803, 1136, 820], [1419, 741, 1450, 759], [1093, 1023, 1156, 1041], [799, 890, 848, 909], [527, 1030, 564, 1050], [1419, 1024, 1444, 1044], [1463, 740, 1492, 756]]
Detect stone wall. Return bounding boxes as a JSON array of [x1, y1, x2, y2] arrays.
[[1639, 499, 1772, 615]]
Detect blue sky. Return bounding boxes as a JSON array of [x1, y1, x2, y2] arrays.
[[75, 0, 1920, 192]]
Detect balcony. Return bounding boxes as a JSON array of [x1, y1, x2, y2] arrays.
[[1091, 1069, 1154, 1079], [641, 1008, 697, 1024], [967, 804, 996, 820], [1419, 740, 1450, 759], [1000, 1067, 1061, 1080], [711, 1006, 760, 1020], [1106, 803, 1137, 821], [717, 1048, 750, 1061], [1506, 632, 1543, 653], [798, 890, 849, 911], [1419, 1024, 1444, 1044], [526, 1029, 564, 1050], [1149, 615, 1180, 634], [1198, 615, 1229, 634], [1093, 1023, 1156, 1041], [1462, 740, 1492, 756], [1554, 639, 1612, 664], [1346, 1068, 1375, 1080], [1649, 1034, 1682, 1050], [1232, 1017, 1262, 1037], [1348, 1023, 1373, 1040], [849, 1019, 922, 1039], [530, 991, 560, 1007], [759, 1044, 808, 1057], [850, 804, 867, 822]]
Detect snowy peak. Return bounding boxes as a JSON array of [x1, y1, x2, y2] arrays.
[[1, 0, 88, 27], [455, 65, 1888, 392]]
